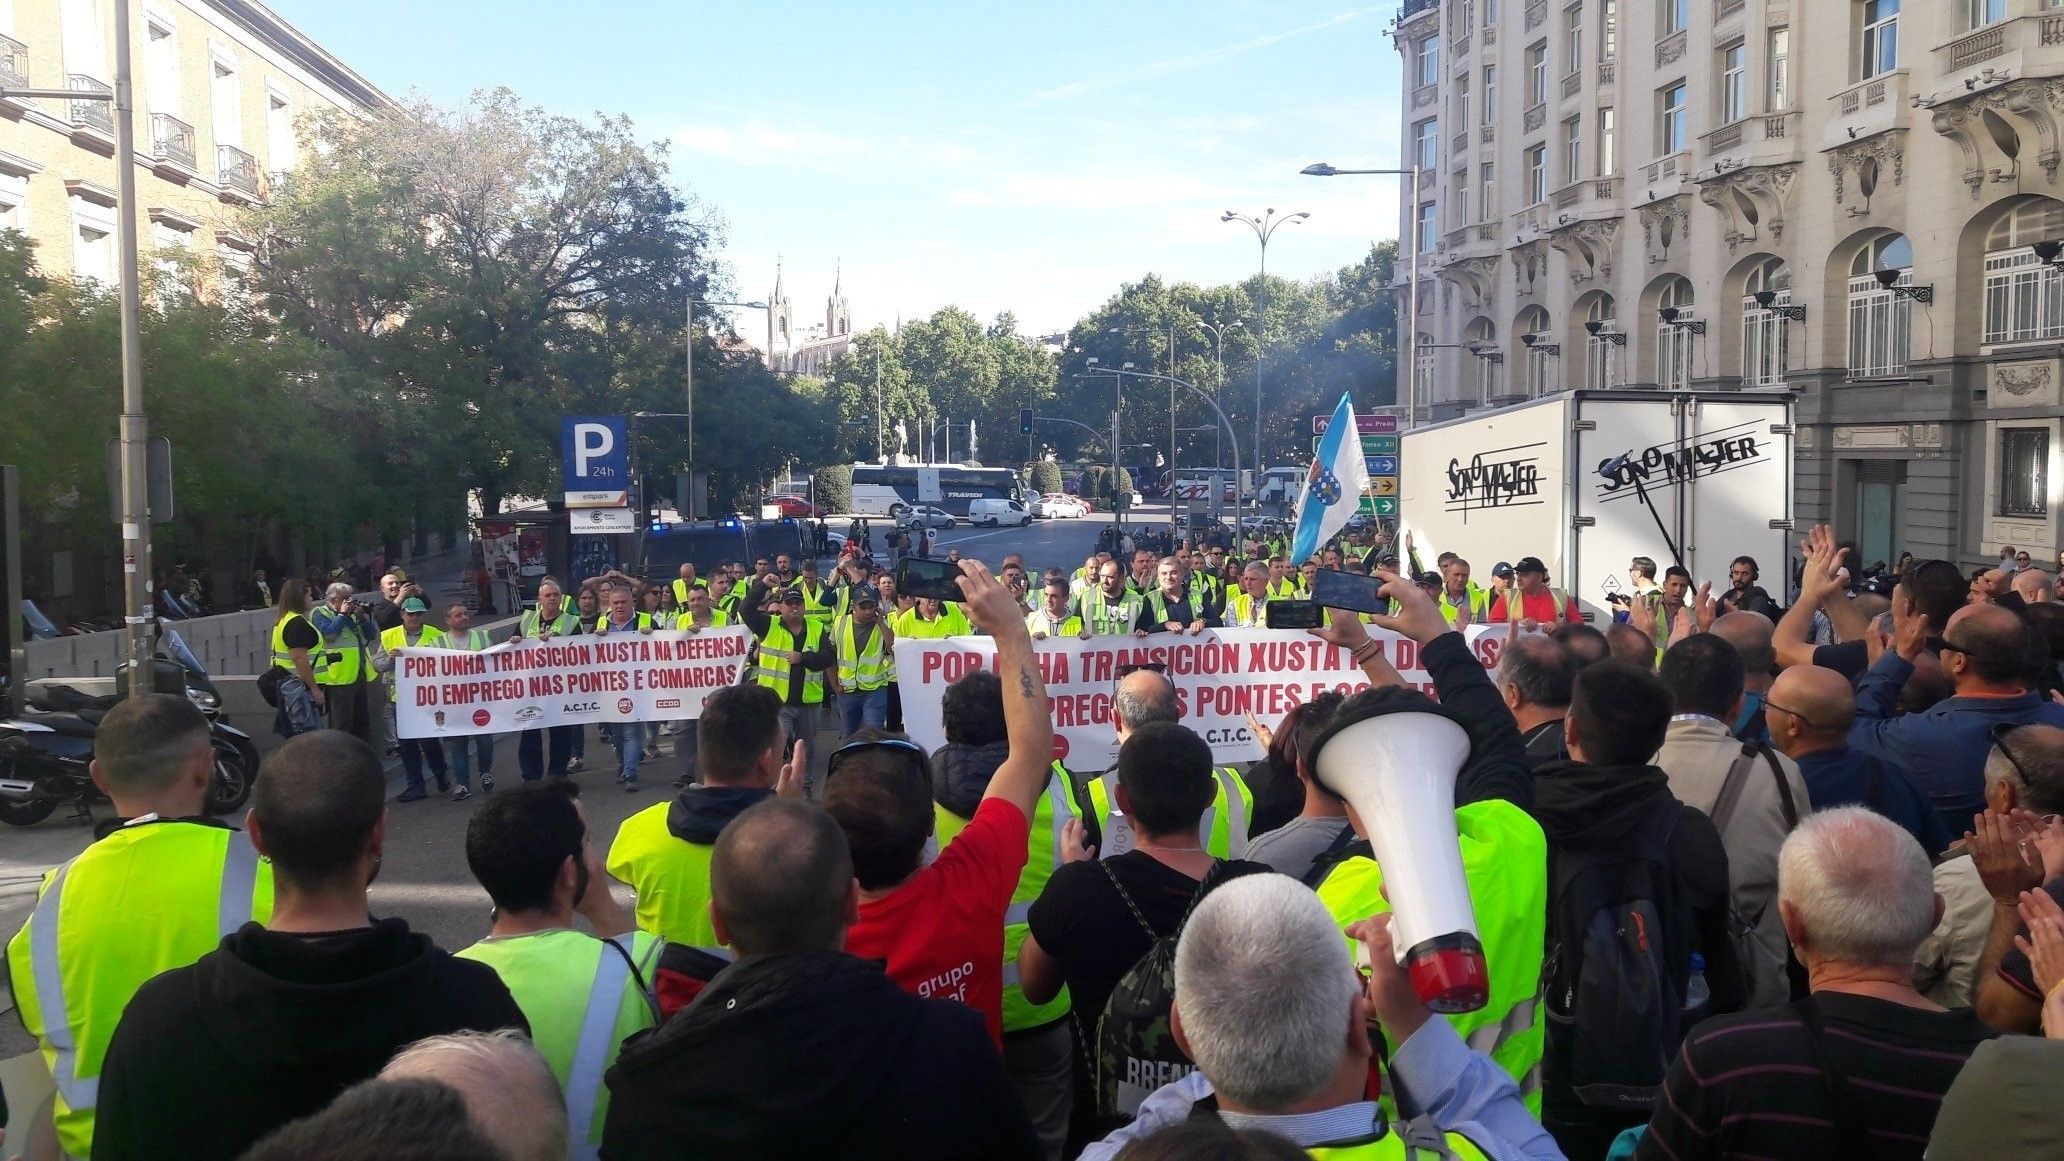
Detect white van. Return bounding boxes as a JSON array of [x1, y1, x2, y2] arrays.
[[968, 498, 1033, 527]]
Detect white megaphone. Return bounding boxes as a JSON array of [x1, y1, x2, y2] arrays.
[[1311, 706, 1489, 1014]]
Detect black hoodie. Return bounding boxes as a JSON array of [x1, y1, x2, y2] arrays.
[[668, 783, 775, 843], [601, 949, 1038, 1161], [93, 918, 526, 1161], [933, 740, 1012, 819]]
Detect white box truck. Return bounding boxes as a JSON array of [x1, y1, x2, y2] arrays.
[[1398, 391, 1795, 620]]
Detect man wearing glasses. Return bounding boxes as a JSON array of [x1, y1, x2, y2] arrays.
[[1853, 601, 2064, 838], [1763, 665, 1948, 855]]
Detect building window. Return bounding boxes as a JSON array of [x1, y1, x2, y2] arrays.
[[1483, 66, 1498, 124], [211, 55, 242, 149], [267, 90, 294, 172], [1480, 162, 1496, 220], [1526, 145, 1548, 204], [217, 244, 251, 312], [1417, 202, 1438, 252], [1862, 0, 1899, 80], [60, 0, 105, 80], [1600, 0, 1618, 61], [1586, 297, 1623, 389], [1455, 0, 1476, 35], [1660, 0, 1688, 35], [1465, 319, 1498, 402], [1659, 83, 1687, 154], [150, 220, 193, 302], [1966, 0, 2005, 29], [1847, 234, 1914, 379], [1655, 277, 1694, 388], [1565, 6, 1583, 74], [1719, 43, 1746, 123], [0, 171, 23, 233], [1456, 169, 1470, 225], [1598, 107, 1617, 173], [71, 196, 116, 285], [145, 20, 178, 118], [1454, 74, 1470, 128], [1562, 118, 1582, 183], [1768, 29, 1791, 109], [1415, 119, 1439, 172], [1741, 256, 1791, 387], [1416, 334, 1436, 401], [1417, 35, 1441, 86], [1983, 203, 2064, 345], [1527, 43, 1548, 105], [2000, 428, 2050, 517], [1519, 307, 1554, 396]]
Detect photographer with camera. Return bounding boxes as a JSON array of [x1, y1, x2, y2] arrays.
[[311, 582, 379, 744]]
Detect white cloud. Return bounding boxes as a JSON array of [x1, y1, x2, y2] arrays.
[[1021, 8, 1384, 106]]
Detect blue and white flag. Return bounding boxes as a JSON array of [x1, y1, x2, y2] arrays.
[[1290, 393, 1373, 566]]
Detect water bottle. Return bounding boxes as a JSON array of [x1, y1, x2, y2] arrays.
[[1683, 953, 1711, 1027]]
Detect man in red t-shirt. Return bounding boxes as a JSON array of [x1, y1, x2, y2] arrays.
[[829, 559, 1055, 1044], [1488, 556, 1584, 626]]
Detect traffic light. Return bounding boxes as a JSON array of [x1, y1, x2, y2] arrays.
[[1019, 408, 1034, 436]]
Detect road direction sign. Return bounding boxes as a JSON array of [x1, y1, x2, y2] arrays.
[[1372, 496, 1399, 516], [1368, 435, 1399, 455], [1371, 477, 1399, 497], [1366, 455, 1398, 476], [1314, 413, 1401, 435]]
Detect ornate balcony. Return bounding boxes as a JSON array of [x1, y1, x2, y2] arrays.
[[1934, 13, 2064, 80], [151, 114, 197, 173], [216, 144, 259, 201], [68, 74, 113, 135], [1700, 110, 1801, 172], [0, 33, 27, 93], [1641, 151, 1693, 202], [1825, 70, 1908, 149], [1401, 0, 1439, 26]]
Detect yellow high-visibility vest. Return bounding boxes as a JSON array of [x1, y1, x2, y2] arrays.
[[380, 623, 447, 701], [754, 618, 827, 704], [835, 615, 892, 692], [5, 822, 273, 1158], [606, 803, 735, 960], [1086, 766, 1253, 860]]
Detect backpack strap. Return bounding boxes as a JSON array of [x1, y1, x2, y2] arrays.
[[1758, 746, 1801, 832], [1301, 823, 1362, 889], [1790, 997, 1874, 1161], [1708, 742, 1760, 838], [1097, 859, 1160, 941]]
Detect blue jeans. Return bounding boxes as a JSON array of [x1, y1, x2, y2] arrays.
[[611, 722, 645, 785], [444, 734, 494, 788], [398, 735, 448, 793], [839, 688, 889, 737]]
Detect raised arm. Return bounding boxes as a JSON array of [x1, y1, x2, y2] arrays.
[[957, 560, 1054, 821]]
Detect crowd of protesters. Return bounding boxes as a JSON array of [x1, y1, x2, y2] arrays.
[[19, 514, 2064, 1161]]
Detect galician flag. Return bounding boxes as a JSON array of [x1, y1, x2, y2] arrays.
[[1290, 393, 1373, 566]]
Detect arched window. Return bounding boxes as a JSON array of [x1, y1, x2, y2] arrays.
[[1848, 233, 1913, 379], [1741, 257, 1791, 387], [1517, 306, 1553, 396], [1585, 295, 1621, 389], [1464, 318, 1498, 403], [1984, 202, 2064, 344], [1655, 277, 1694, 389]]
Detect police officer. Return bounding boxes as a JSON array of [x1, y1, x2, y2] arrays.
[[6, 696, 273, 1160], [456, 782, 660, 1155], [515, 578, 584, 781]]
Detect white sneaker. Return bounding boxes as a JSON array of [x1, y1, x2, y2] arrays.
[[566, 757, 585, 773]]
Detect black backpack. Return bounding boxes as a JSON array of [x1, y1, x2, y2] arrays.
[[1092, 859, 1242, 1124], [1544, 793, 1694, 1111]]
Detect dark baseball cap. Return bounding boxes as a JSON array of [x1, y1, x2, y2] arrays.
[[781, 588, 806, 603], [1416, 572, 1442, 589], [1491, 561, 1515, 578], [856, 593, 881, 608], [1514, 556, 1549, 576]]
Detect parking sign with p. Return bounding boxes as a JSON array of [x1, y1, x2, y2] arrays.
[[562, 416, 629, 508]]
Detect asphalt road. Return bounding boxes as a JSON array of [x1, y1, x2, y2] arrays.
[[0, 506, 1182, 1065]]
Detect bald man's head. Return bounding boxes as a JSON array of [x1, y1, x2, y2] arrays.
[[1113, 670, 1180, 739], [710, 799, 854, 957], [1987, 724, 2064, 816], [1943, 603, 2043, 687], [1766, 666, 1856, 757], [1711, 611, 1776, 678], [2016, 568, 2054, 604]]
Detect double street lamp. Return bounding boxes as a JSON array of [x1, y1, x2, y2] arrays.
[[1301, 161, 1425, 429], [1219, 208, 1308, 503]]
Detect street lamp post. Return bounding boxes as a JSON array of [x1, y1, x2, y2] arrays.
[[1300, 162, 1424, 429], [685, 297, 766, 511], [1220, 208, 1308, 533], [4, 0, 151, 695], [1194, 318, 1243, 469], [1091, 367, 1243, 538]]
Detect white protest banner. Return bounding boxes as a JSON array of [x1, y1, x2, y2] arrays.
[[893, 625, 1506, 774], [395, 627, 755, 739]]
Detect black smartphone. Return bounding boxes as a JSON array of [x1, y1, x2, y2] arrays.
[[1265, 600, 1324, 630], [1308, 567, 1388, 615], [896, 557, 963, 602]]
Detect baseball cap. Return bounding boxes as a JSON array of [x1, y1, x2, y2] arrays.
[[1514, 556, 1548, 576], [1416, 571, 1442, 588], [400, 597, 429, 613], [781, 587, 806, 603], [1491, 561, 1515, 579], [856, 594, 881, 609]]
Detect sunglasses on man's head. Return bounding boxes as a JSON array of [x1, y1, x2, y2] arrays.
[[826, 736, 929, 782], [1115, 662, 1168, 678]]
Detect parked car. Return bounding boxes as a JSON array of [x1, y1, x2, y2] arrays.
[[1033, 493, 1089, 519], [969, 498, 1033, 527], [765, 494, 821, 519], [896, 505, 956, 531]]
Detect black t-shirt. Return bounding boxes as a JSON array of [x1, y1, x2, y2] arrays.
[[1026, 852, 1269, 1030], [279, 616, 319, 651]]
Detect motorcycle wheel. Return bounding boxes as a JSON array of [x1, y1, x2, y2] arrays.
[[206, 735, 259, 816], [0, 796, 57, 827]]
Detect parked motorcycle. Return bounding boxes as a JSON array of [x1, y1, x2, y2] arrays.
[[1, 631, 258, 827]]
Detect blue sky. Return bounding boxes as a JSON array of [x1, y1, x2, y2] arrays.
[[270, 1, 1406, 336]]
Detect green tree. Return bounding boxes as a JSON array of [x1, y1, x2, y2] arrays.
[[1030, 461, 1064, 496], [814, 463, 853, 514]]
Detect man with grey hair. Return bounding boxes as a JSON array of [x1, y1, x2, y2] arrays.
[[382, 1030, 568, 1161], [1086, 668, 1253, 860], [1080, 873, 1559, 1159], [311, 579, 378, 742], [2015, 567, 2054, 604], [1497, 632, 1575, 769], [1221, 561, 1273, 628], [1638, 808, 1998, 1159], [1964, 723, 2064, 1032]]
